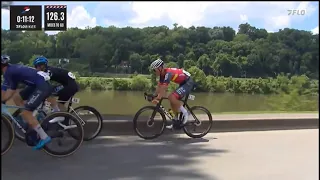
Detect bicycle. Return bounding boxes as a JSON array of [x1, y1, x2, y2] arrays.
[[1, 104, 84, 157], [13, 94, 103, 142], [133, 91, 213, 140]]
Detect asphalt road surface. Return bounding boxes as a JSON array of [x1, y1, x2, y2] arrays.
[[2, 129, 318, 180]]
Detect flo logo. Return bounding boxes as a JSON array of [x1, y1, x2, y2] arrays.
[[287, 9, 306, 15]]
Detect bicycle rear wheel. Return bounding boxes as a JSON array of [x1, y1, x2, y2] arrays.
[[183, 106, 213, 138], [1, 114, 14, 156], [69, 106, 103, 141], [133, 106, 166, 140], [41, 112, 84, 157]]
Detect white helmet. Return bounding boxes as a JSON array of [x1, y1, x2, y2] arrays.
[[150, 58, 164, 69]]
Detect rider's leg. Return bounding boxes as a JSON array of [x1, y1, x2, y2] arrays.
[[48, 95, 66, 123], [13, 92, 24, 106], [47, 96, 60, 112], [169, 79, 194, 124], [21, 82, 52, 150], [168, 89, 189, 124], [57, 82, 79, 111], [49, 83, 78, 123], [13, 87, 34, 106], [12, 88, 31, 125], [168, 93, 183, 119]]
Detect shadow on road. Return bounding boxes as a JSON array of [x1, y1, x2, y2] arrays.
[[2, 136, 227, 180]]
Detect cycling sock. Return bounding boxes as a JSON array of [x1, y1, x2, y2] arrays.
[[179, 106, 189, 123], [179, 105, 187, 114], [33, 124, 49, 140]]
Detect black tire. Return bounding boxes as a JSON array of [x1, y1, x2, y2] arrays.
[[133, 106, 166, 140], [183, 106, 213, 138], [12, 109, 25, 142], [1, 114, 14, 156], [41, 112, 84, 157], [70, 106, 103, 141]]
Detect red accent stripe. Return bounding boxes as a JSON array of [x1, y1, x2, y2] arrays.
[[46, 5, 66, 9]]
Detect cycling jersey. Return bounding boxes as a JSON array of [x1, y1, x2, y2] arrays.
[[159, 68, 191, 86], [45, 66, 78, 103], [46, 66, 76, 86], [2, 64, 49, 91]]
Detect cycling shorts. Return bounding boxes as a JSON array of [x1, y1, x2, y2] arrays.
[[171, 77, 195, 99], [53, 80, 79, 104], [19, 82, 53, 111]]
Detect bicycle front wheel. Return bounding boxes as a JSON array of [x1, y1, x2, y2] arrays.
[[183, 106, 213, 138], [41, 112, 84, 157], [133, 106, 166, 140], [70, 106, 103, 141], [1, 114, 14, 156]]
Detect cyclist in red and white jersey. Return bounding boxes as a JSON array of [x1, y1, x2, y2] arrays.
[[150, 58, 195, 127]]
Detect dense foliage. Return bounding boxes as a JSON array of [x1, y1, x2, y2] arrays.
[[77, 67, 318, 96], [1, 23, 319, 79], [77, 70, 318, 111]]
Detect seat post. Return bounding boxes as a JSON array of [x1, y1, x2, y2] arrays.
[[67, 96, 74, 111]]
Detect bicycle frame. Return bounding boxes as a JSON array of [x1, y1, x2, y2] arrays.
[[6, 101, 75, 132], [151, 93, 200, 124], [40, 96, 86, 126], [2, 104, 27, 134]]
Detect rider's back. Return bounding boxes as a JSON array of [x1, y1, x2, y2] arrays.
[[4, 64, 46, 87], [46, 66, 75, 86], [160, 67, 190, 84]]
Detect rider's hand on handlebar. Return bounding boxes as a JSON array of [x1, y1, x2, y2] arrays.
[[144, 94, 153, 102], [151, 94, 161, 104], [151, 99, 159, 104], [144, 92, 161, 104]]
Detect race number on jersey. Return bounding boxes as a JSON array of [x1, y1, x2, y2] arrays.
[[68, 72, 76, 79], [183, 69, 191, 76]]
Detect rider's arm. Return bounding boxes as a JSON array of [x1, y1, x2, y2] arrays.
[[1, 85, 8, 100], [154, 84, 161, 95], [1, 77, 17, 103], [156, 84, 168, 99], [156, 72, 172, 99], [2, 89, 16, 103]]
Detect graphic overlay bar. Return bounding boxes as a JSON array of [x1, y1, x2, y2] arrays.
[[10, 5, 42, 31], [44, 5, 67, 31]]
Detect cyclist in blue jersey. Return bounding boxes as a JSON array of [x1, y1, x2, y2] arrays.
[[1, 55, 52, 150]]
